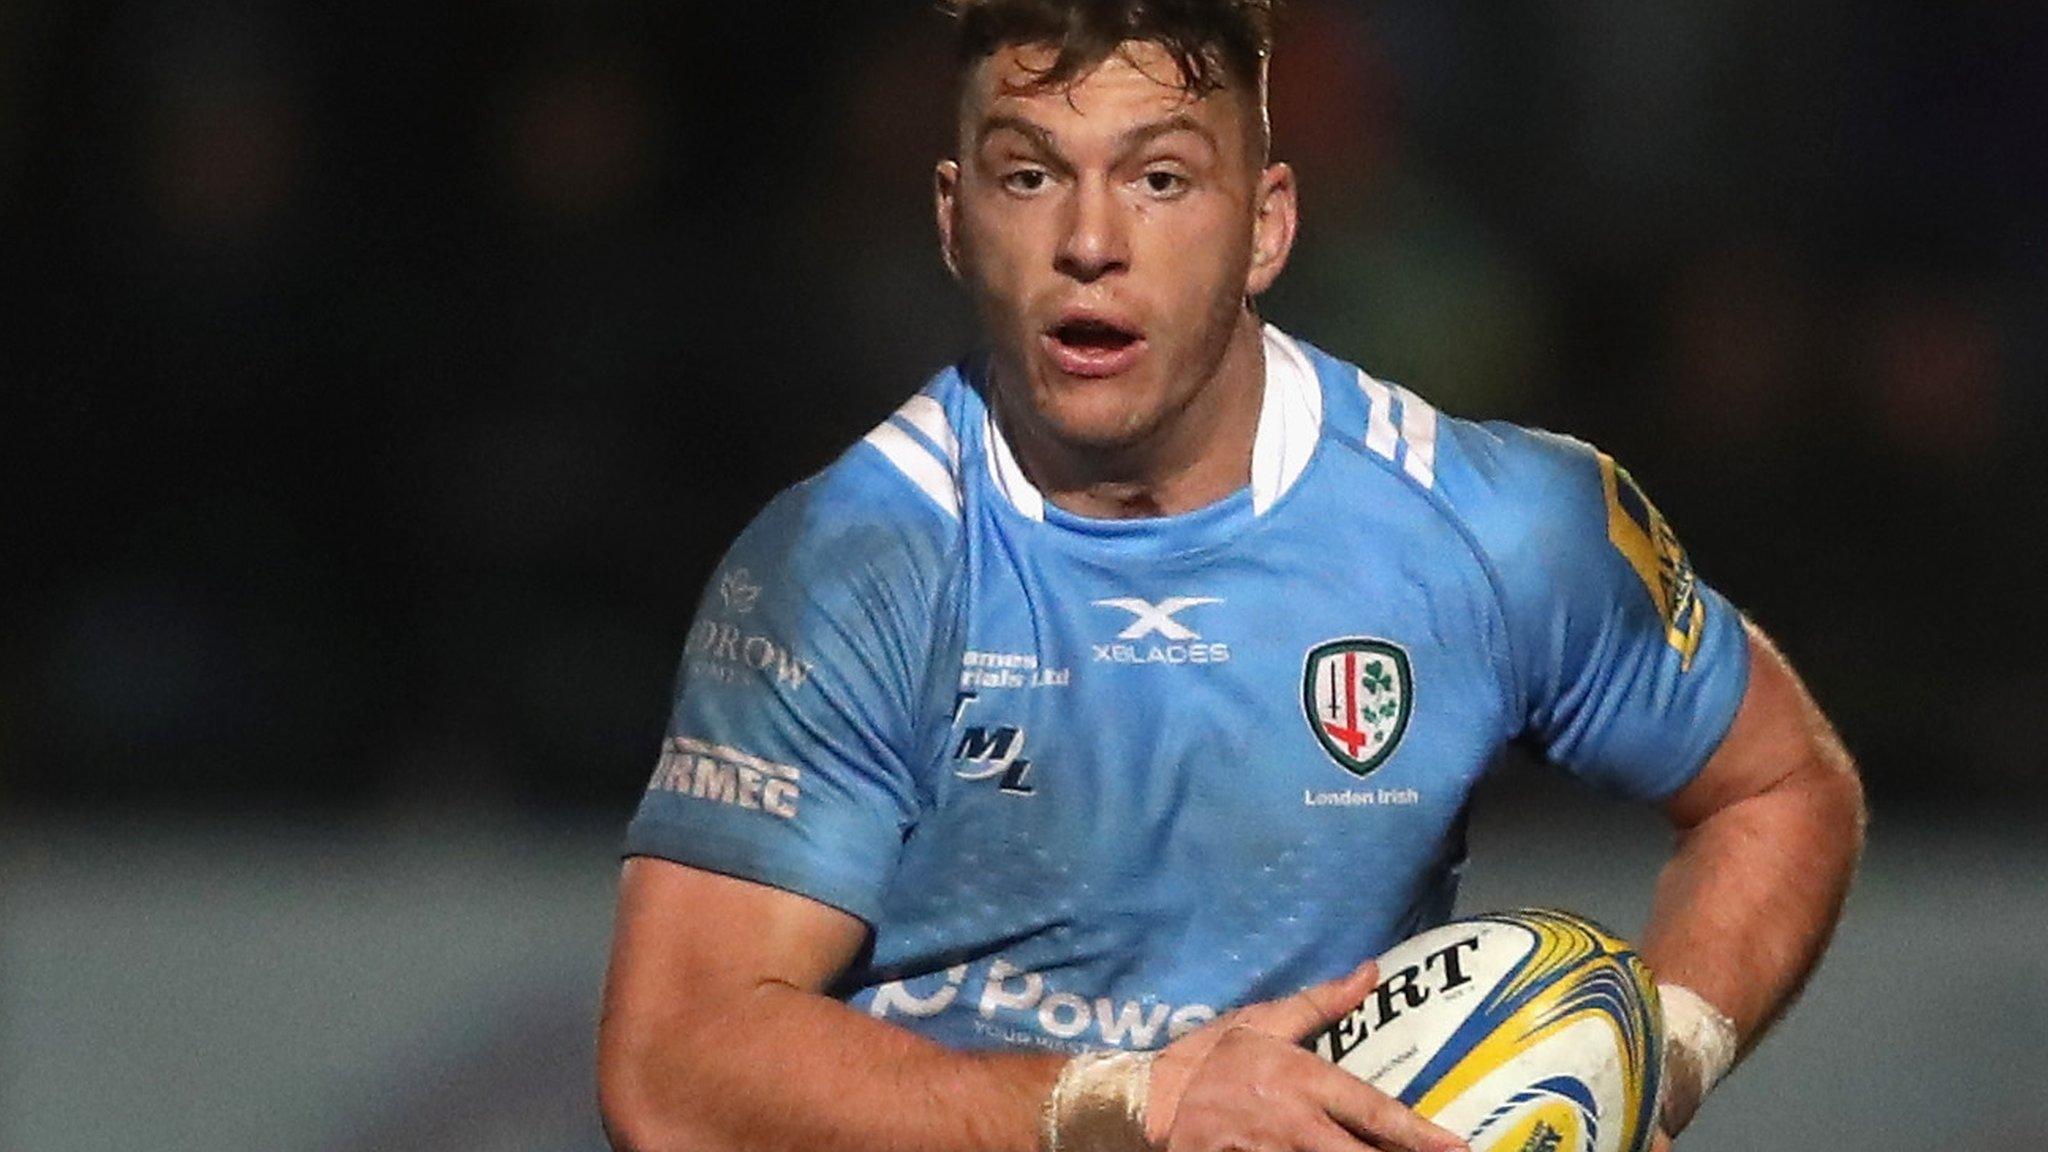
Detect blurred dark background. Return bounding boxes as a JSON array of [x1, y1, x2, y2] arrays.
[[5, 0, 2045, 817], [3, 3, 2046, 1148]]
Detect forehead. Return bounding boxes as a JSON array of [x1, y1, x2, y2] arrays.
[[960, 40, 1253, 151]]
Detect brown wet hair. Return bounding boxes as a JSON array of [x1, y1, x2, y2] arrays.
[[946, 0, 1277, 100]]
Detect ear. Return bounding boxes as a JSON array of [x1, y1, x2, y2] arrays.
[[1245, 161, 1297, 297], [935, 159, 964, 281]]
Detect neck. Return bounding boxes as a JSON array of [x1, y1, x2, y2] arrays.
[[996, 313, 1267, 519]]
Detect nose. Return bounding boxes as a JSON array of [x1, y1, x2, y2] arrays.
[[1053, 176, 1129, 283]]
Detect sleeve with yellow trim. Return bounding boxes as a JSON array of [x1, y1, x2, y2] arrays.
[[1452, 423, 1751, 801]]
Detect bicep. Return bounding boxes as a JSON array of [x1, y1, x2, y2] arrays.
[[601, 857, 869, 1057], [1662, 621, 1859, 831]]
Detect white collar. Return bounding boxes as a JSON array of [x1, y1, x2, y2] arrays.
[[984, 324, 1323, 522]]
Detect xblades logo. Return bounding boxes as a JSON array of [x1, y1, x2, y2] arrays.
[[1090, 597, 1230, 666], [1091, 596, 1221, 640]]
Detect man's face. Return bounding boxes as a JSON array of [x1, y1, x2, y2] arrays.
[[937, 41, 1295, 455]]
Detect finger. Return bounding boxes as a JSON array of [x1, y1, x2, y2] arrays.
[[1236, 959, 1380, 1042], [1298, 1112, 1394, 1152], [1320, 1073, 1468, 1152]]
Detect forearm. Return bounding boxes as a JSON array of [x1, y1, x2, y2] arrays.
[[601, 978, 1063, 1152], [1640, 748, 1864, 1053]]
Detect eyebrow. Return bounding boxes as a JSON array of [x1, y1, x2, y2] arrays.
[[975, 111, 1222, 162], [1115, 113, 1220, 156], [976, 113, 1063, 157]]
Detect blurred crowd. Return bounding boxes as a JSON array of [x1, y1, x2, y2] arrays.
[[4, 0, 2043, 814]]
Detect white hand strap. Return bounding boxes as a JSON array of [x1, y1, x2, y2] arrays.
[[1658, 982, 1738, 1131], [1041, 1050, 1155, 1152]]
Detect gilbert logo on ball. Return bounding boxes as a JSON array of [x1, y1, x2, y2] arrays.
[[1302, 637, 1412, 776], [1307, 909, 1663, 1152]]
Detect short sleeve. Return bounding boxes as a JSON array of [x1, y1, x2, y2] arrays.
[[624, 478, 936, 925], [1475, 428, 1751, 801]]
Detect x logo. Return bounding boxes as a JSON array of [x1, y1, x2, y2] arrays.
[[1091, 597, 1223, 641]]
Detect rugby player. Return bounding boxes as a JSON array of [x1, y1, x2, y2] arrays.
[[598, 3, 1866, 1151]]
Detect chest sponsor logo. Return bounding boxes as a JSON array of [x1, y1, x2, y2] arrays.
[[960, 649, 1070, 691], [949, 693, 1035, 794], [1302, 638, 1413, 777], [867, 956, 1217, 1052], [1091, 596, 1230, 665]]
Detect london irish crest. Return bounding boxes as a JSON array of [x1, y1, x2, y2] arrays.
[[1303, 638, 1413, 776]]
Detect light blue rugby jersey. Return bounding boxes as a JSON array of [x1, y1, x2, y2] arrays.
[[626, 325, 1749, 1055]]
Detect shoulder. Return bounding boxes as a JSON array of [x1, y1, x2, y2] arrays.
[[1292, 333, 1666, 621], [1428, 419, 1694, 636], [685, 371, 980, 718], [1292, 334, 1600, 551], [732, 367, 974, 603], [1429, 416, 1716, 686], [1425, 412, 1649, 616], [1431, 419, 1615, 553], [1289, 338, 1742, 787]]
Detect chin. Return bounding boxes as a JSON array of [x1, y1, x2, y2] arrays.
[[1045, 414, 1153, 454], [1026, 370, 1164, 451]]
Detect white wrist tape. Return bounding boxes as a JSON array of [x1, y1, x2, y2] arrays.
[[1041, 1050, 1155, 1152], [1659, 983, 1738, 1095]]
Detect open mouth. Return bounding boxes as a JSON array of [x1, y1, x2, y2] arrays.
[[1051, 317, 1140, 351], [1043, 315, 1146, 377]]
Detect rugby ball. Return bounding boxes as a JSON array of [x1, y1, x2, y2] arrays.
[[1307, 909, 1663, 1152]]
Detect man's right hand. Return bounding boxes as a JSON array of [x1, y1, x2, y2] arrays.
[[603, 858, 1468, 1152], [1142, 961, 1470, 1152]]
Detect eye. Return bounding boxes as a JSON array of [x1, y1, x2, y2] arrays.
[[1001, 168, 1051, 195], [1141, 169, 1190, 198]]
